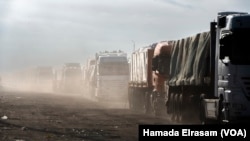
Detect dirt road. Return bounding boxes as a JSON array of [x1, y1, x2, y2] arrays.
[[0, 88, 173, 141]]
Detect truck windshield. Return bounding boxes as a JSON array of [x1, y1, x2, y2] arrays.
[[36, 68, 53, 80], [98, 62, 129, 75], [230, 29, 250, 65], [229, 16, 250, 65]]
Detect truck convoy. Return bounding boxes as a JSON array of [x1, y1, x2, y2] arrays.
[[129, 11, 250, 124], [53, 63, 83, 93], [85, 51, 129, 101]]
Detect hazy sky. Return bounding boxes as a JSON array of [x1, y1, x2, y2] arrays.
[[1, 0, 250, 72]]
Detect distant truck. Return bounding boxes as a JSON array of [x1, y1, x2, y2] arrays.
[[54, 63, 83, 93], [33, 66, 54, 92], [128, 42, 171, 115], [87, 51, 129, 101]]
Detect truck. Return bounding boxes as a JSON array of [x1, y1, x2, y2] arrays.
[[128, 11, 250, 124], [33, 66, 54, 92], [83, 58, 97, 97], [165, 11, 250, 124], [87, 51, 129, 101], [128, 41, 172, 116], [53, 63, 83, 93]]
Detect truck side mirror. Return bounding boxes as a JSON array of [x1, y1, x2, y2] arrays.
[[152, 56, 158, 71], [158, 56, 170, 75]]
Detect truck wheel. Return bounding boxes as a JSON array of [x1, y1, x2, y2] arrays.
[[171, 93, 178, 121], [168, 93, 174, 114], [151, 91, 158, 116], [144, 92, 152, 114], [174, 94, 179, 122], [151, 91, 162, 117], [155, 98, 165, 117], [200, 101, 207, 124], [169, 93, 175, 121], [128, 88, 134, 110], [177, 94, 183, 123], [199, 94, 207, 124]]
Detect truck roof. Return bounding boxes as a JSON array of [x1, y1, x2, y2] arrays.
[[153, 41, 172, 56], [133, 43, 156, 53], [96, 51, 127, 57], [218, 11, 248, 17], [98, 56, 128, 63]]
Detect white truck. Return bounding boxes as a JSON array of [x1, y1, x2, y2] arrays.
[[54, 63, 83, 93], [91, 51, 129, 101]]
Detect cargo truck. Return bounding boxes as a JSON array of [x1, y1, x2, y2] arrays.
[[166, 11, 250, 124], [128, 41, 172, 116], [54, 63, 83, 93], [33, 66, 54, 92], [87, 51, 129, 101]]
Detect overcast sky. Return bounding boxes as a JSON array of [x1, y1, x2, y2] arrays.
[[1, 0, 250, 72]]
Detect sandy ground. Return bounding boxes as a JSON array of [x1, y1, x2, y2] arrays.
[[0, 87, 174, 141]]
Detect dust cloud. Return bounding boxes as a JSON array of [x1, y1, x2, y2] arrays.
[[0, 68, 129, 110]]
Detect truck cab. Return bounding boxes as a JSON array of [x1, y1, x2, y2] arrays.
[[202, 11, 250, 123], [95, 51, 129, 101]]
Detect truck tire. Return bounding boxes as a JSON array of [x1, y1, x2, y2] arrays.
[[128, 88, 133, 110], [170, 93, 177, 121], [144, 92, 152, 114], [174, 94, 178, 121], [169, 93, 175, 121], [177, 94, 183, 123], [168, 93, 174, 114], [151, 91, 163, 117], [199, 94, 211, 124]]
